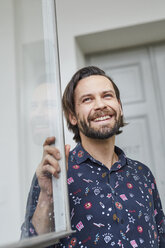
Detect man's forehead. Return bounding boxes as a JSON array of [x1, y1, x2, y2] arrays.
[[75, 75, 115, 96]]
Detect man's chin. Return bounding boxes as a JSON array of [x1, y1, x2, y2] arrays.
[[82, 129, 116, 140], [89, 125, 113, 134], [79, 118, 120, 140]]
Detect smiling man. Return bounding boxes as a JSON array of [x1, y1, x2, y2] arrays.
[[21, 66, 165, 247], [64, 73, 124, 170], [70, 75, 122, 139]]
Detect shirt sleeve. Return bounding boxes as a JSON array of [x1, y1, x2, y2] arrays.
[[20, 173, 40, 239], [151, 174, 165, 247], [20, 174, 57, 248]]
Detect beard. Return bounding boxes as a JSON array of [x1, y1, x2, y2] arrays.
[[77, 110, 122, 140]]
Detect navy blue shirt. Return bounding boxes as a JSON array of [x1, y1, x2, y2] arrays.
[[21, 144, 165, 247]]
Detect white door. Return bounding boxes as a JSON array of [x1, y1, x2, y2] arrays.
[[87, 46, 165, 208]]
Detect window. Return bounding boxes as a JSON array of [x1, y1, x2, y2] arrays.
[[0, 0, 72, 247]]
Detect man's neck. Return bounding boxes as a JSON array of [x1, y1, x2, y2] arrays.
[[80, 134, 118, 169]]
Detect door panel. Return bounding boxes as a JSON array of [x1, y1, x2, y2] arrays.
[[86, 46, 165, 208], [152, 44, 165, 128], [117, 115, 152, 166], [106, 63, 145, 105]]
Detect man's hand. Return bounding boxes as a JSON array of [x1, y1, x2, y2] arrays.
[[32, 136, 70, 234], [36, 136, 61, 196], [36, 136, 70, 196]]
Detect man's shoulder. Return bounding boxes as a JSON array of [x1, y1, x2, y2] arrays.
[[116, 146, 153, 176], [69, 144, 79, 154], [126, 156, 153, 175], [68, 143, 85, 159]]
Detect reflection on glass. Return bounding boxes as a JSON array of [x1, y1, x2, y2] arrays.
[[21, 82, 57, 238], [30, 82, 57, 146]]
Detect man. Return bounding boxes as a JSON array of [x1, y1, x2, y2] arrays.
[[21, 66, 165, 247]]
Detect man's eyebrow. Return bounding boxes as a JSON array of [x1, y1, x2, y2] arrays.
[[79, 94, 92, 101], [102, 90, 115, 94], [78, 90, 115, 101]]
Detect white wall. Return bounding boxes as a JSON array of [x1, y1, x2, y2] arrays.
[[56, 0, 165, 72], [0, 0, 21, 245], [57, 0, 165, 35]]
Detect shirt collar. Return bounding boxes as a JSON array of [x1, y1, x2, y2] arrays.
[[71, 143, 127, 170], [71, 143, 90, 164], [111, 146, 127, 172]]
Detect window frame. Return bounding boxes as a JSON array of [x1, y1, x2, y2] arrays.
[[0, 230, 74, 248]]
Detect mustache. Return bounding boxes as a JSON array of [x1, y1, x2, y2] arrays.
[[88, 109, 116, 121]]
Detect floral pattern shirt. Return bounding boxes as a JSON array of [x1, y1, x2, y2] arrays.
[[21, 144, 165, 248]]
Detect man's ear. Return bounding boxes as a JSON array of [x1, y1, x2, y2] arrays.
[[69, 113, 77, 126], [118, 100, 123, 116]]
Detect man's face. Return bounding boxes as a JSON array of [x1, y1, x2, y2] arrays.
[[29, 83, 57, 145], [69, 75, 123, 140]]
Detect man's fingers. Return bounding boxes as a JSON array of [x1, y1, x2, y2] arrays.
[[43, 164, 60, 178], [65, 144, 70, 171], [43, 145, 61, 160], [43, 136, 55, 147], [43, 154, 61, 172], [42, 137, 70, 174]]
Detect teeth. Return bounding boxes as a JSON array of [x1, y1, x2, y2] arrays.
[[94, 115, 110, 121]]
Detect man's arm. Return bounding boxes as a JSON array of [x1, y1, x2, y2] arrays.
[[152, 175, 165, 246], [21, 136, 70, 236], [21, 173, 40, 238], [32, 190, 54, 234], [20, 173, 55, 248], [31, 136, 61, 234]]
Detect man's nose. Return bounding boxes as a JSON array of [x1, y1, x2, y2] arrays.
[[94, 97, 106, 109]]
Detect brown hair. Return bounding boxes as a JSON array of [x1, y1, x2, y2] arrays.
[[62, 66, 125, 143]]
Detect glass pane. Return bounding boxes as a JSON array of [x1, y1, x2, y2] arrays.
[[0, 0, 71, 247]]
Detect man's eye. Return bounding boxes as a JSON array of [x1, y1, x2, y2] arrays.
[[82, 97, 92, 103], [104, 94, 113, 98]]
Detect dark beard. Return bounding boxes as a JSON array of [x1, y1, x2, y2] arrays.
[[78, 116, 122, 140]]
